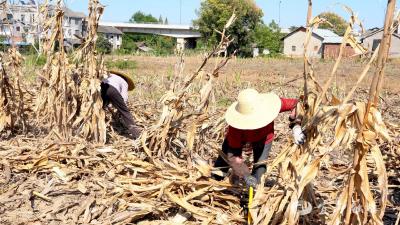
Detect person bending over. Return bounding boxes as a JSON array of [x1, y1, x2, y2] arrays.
[[101, 70, 141, 139], [214, 88, 305, 187]]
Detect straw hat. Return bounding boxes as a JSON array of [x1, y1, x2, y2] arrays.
[[108, 70, 135, 91], [225, 89, 281, 130]]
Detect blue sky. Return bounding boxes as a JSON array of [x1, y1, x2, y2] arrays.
[[65, 0, 390, 29]]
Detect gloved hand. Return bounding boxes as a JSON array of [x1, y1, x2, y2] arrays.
[[292, 125, 306, 145], [244, 175, 258, 189], [228, 156, 251, 178]]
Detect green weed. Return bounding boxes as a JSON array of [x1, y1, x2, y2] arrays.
[[105, 59, 137, 70]]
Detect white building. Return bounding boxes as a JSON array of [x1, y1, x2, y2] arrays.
[[62, 7, 86, 40], [98, 25, 123, 50], [361, 28, 400, 58], [1, 3, 86, 46], [282, 27, 340, 58]]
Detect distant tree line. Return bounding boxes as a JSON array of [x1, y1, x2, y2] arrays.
[[194, 0, 285, 57], [115, 11, 174, 55], [130, 11, 169, 24]]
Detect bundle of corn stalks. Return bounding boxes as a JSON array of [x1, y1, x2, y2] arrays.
[[0, 2, 27, 134], [0, 48, 27, 134], [141, 14, 237, 159], [72, 0, 107, 144], [35, 0, 78, 140], [249, 1, 398, 224]]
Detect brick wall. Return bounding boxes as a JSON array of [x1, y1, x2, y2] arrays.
[[323, 44, 356, 59]]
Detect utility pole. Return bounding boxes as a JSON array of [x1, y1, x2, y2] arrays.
[[179, 0, 182, 24], [278, 0, 282, 26]]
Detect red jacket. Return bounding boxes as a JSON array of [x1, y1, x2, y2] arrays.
[[226, 98, 298, 148]]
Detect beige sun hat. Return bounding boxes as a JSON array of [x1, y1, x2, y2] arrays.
[[225, 89, 281, 130], [108, 70, 135, 91]]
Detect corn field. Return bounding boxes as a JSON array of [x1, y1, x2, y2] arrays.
[[0, 0, 399, 225]]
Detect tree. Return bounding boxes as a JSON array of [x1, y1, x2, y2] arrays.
[[96, 34, 112, 54], [194, 0, 263, 57], [130, 11, 158, 23], [254, 20, 283, 55], [120, 12, 176, 55], [289, 25, 299, 32], [318, 12, 347, 36], [119, 33, 137, 53], [164, 17, 169, 25], [158, 15, 163, 24]]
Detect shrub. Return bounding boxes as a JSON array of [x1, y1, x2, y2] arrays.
[[105, 59, 137, 70], [96, 34, 113, 54]]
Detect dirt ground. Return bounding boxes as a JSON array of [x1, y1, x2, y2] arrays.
[[107, 55, 400, 92], [107, 55, 400, 124]]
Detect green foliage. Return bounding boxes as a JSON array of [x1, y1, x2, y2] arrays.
[[130, 11, 159, 23], [118, 33, 138, 54], [118, 11, 174, 55], [289, 26, 299, 32], [164, 17, 169, 25], [194, 0, 263, 57], [119, 33, 176, 55], [24, 54, 47, 67], [318, 12, 347, 36], [105, 59, 137, 70], [254, 20, 284, 55], [96, 34, 112, 54]]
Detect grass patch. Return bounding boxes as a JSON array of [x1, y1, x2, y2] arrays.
[[105, 59, 137, 70], [24, 54, 47, 67], [217, 97, 233, 108]]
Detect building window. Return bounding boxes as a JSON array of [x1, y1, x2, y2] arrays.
[[16, 26, 20, 32], [117, 35, 120, 41], [292, 46, 296, 52], [111, 35, 114, 39], [75, 19, 79, 25], [372, 39, 381, 51], [314, 45, 319, 51], [21, 14, 25, 22]]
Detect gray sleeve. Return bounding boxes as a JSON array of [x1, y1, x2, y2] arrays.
[[120, 81, 129, 103]]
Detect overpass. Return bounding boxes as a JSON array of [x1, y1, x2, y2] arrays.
[[98, 21, 202, 50]]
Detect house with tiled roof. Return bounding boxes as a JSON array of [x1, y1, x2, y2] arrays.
[[282, 26, 359, 59], [98, 25, 123, 50], [361, 28, 400, 58]]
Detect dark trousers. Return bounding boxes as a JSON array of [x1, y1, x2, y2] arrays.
[[214, 139, 272, 182], [101, 83, 138, 138]]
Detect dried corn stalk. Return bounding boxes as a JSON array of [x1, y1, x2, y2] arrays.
[[331, 1, 396, 224], [250, 1, 395, 224], [0, 52, 12, 132], [35, 1, 77, 140], [72, 0, 106, 143], [0, 3, 27, 134], [142, 14, 237, 159]]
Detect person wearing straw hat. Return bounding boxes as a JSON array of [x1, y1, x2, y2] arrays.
[[101, 70, 141, 140], [213, 88, 305, 188]]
